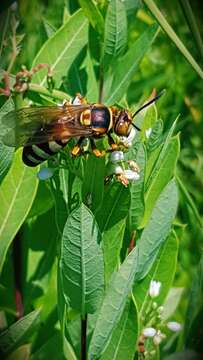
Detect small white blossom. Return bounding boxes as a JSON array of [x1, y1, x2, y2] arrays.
[[121, 126, 137, 145], [37, 167, 54, 180], [153, 330, 166, 345], [149, 280, 161, 298], [114, 165, 124, 175], [167, 321, 182, 332], [145, 128, 152, 138], [142, 327, 156, 338], [110, 151, 124, 163], [123, 169, 140, 181]]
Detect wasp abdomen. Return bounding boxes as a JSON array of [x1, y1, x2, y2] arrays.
[[22, 140, 67, 167]]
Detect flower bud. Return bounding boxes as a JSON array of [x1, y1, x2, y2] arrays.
[[149, 280, 161, 298], [142, 327, 156, 338], [37, 167, 54, 180], [153, 330, 166, 345], [167, 321, 182, 332], [109, 151, 124, 163]]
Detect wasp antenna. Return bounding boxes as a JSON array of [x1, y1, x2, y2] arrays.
[[132, 123, 141, 131], [132, 89, 166, 119]]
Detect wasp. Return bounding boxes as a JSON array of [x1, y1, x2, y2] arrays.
[[1, 92, 164, 167]]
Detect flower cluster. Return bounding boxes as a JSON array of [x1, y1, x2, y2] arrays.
[[106, 150, 140, 185], [137, 280, 182, 358]]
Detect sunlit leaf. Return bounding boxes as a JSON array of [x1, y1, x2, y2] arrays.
[[103, 0, 127, 69], [101, 299, 138, 360], [136, 179, 178, 280], [0, 309, 40, 355], [88, 246, 139, 359], [0, 150, 38, 273], [142, 135, 180, 227], [32, 10, 88, 87], [129, 143, 146, 230], [60, 203, 104, 316], [133, 231, 179, 311], [104, 23, 158, 105]]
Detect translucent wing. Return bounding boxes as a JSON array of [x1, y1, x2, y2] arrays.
[[0, 104, 94, 147]]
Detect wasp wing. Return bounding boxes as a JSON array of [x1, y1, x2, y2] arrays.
[[0, 104, 93, 147]]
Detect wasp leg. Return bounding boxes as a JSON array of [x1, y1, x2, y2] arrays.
[[107, 133, 119, 151], [71, 137, 85, 156], [90, 138, 106, 157]]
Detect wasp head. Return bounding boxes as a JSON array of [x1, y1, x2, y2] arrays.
[[114, 110, 133, 137]]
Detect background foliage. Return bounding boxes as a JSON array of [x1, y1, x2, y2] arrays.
[[0, 0, 202, 359]]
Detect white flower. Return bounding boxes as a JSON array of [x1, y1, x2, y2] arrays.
[[114, 165, 124, 175], [153, 330, 166, 345], [37, 167, 54, 180], [110, 151, 124, 163], [121, 126, 137, 145], [167, 321, 182, 332], [149, 280, 161, 298], [145, 128, 152, 138], [142, 327, 156, 338], [123, 169, 140, 181]]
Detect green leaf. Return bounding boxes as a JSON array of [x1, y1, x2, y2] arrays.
[[96, 182, 130, 232], [7, 344, 31, 360], [0, 309, 40, 355], [104, 23, 158, 105], [136, 179, 178, 280], [88, 246, 139, 359], [176, 174, 202, 227], [27, 181, 54, 218], [60, 203, 104, 316], [146, 119, 164, 153], [31, 333, 66, 360], [82, 156, 105, 212], [32, 10, 88, 87], [103, 0, 127, 69], [50, 168, 69, 234], [101, 299, 138, 360], [78, 0, 104, 34], [184, 255, 203, 344], [142, 135, 180, 227], [129, 143, 146, 230], [161, 287, 184, 321], [85, 51, 99, 103], [0, 150, 38, 273], [141, 104, 157, 141], [133, 231, 179, 312], [0, 98, 15, 183], [102, 219, 126, 284]]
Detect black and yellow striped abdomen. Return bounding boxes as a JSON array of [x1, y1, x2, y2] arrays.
[[22, 140, 68, 167]]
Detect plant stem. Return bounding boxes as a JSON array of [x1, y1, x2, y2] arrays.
[[13, 231, 24, 319], [29, 83, 71, 102], [81, 315, 87, 360], [143, 0, 203, 79]]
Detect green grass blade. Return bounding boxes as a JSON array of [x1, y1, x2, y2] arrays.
[[178, 0, 203, 60], [143, 0, 203, 79]]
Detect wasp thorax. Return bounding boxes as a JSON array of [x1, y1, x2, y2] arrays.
[[114, 110, 132, 137]]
